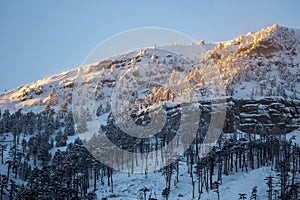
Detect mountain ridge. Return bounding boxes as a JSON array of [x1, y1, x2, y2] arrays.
[[1, 24, 300, 113]]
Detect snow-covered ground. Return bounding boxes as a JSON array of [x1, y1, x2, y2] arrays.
[[0, 129, 293, 200], [94, 160, 277, 200], [93, 128, 300, 199]]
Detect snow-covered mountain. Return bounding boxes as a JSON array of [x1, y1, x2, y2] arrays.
[[1, 24, 300, 137], [1, 24, 300, 200], [1, 24, 300, 113]]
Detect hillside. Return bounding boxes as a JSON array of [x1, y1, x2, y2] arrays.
[[1, 24, 300, 200], [1, 25, 300, 113]]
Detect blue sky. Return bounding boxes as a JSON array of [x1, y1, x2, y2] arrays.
[[1, 0, 300, 92]]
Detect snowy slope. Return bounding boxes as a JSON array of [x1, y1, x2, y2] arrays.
[[1, 24, 300, 113], [1, 24, 300, 200], [0, 69, 77, 113], [96, 165, 277, 200], [201, 24, 300, 99], [0, 44, 209, 114], [1, 25, 300, 155], [293, 28, 300, 41], [95, 128, 300, 200]]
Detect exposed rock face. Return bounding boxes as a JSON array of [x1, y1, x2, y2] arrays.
[[104, 97, 300, 145], [222, 98, 300, 134]]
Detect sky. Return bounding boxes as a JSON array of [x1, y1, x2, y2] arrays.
[[0, 0, 300, 92]]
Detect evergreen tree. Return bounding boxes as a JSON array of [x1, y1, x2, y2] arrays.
[[0, 174, 8, 200], [55, 132, 67, 147], [55, 116, 60, 130], [64, 112, 75, 136], [2, 109, 10, 133]]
